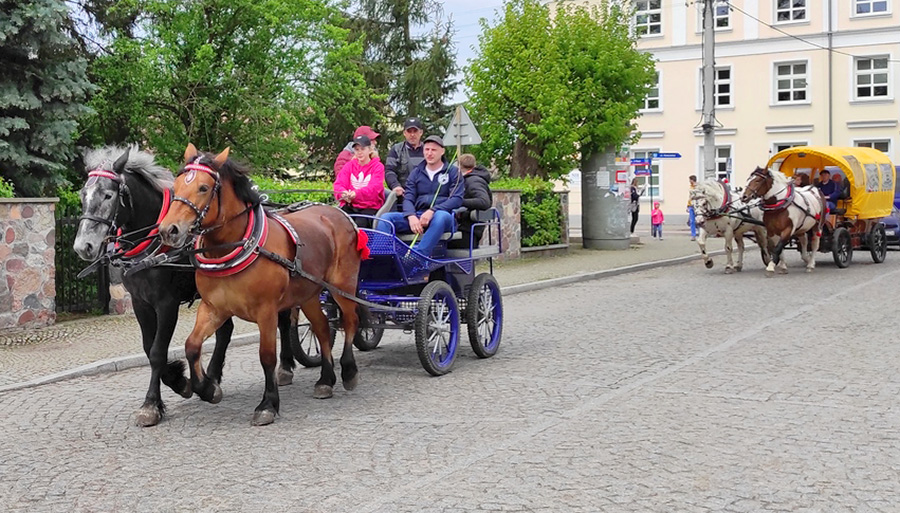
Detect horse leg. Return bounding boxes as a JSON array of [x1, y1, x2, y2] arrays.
[[252, 308, 280, 426], [333, 294, 361, 391], [698, 228, 713, 269], [807, 232, 821, 273], [133, 299, 167, 427], [724, 229, 735, 274], [301, 298, 337, 399], [797, 231, 810, 272], [735, 233, 745, 272], [765, 236, 780, 276], [757, 228, 771, 266], [204, 318, 235, 386], [276, 309, 296, 386], [184, 301, 230, 405]]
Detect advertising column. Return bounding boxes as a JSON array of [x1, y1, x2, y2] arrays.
[[581, 149, 630, 250]]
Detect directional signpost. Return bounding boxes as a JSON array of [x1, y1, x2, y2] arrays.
[[638, 152, 680, 230]]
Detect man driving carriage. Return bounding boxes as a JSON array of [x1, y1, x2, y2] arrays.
[[376, 135, 464, 256]]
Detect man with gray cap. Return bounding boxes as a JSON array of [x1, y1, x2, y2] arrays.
[[377, 135, 463, 257], [385, 117, 425, 205]]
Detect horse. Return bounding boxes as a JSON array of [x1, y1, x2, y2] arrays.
[[72, 145, 299, 427], [740, 166, 827, 276], [158, 145, 368, 426], [690, 181, 770, 273]]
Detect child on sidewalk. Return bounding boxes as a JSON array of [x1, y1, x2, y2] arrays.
[[651, 201, 664, 240]]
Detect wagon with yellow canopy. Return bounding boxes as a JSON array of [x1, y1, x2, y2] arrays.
[[767, 145, 896, 268]]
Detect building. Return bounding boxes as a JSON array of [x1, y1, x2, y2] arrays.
[[561, 0, 900, 214]]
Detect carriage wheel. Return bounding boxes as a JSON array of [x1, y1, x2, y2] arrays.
[[290, 308, 335, 368], [466, 273, 503, 359], [414, 281, 460, 376], [869, 224, 887, 264], [353, 326, 384, 351], [832, 227, 852, 268]]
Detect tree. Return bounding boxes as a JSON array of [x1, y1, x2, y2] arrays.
[[348, 0, 458, 133], [84, 0, 378, 172], [0, 0, 95, 196], [466, 0, 656, 178]]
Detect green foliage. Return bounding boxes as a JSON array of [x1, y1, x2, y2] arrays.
[[467, 0, 656, 178], [0, 0, 96, 196], [493, 176, 562, 247], [251, 175, 335, 205], [0, 176, 14, 198], [84, 0, 377, 171], [55, 184, 82, 218]]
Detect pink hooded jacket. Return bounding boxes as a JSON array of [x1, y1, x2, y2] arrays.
[[333, 157, 385, 210]]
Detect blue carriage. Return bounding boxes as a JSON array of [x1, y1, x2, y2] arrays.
[[291, 207, 504, 376]]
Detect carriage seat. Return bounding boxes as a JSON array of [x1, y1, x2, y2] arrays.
[[371, 190, 398, 230], [832, 197, 852, 217]]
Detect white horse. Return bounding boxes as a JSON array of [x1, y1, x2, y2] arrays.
[[691, 181, 770, 273], [741, 167, 827, 276]]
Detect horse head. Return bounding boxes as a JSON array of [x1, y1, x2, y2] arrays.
[[73, 147, 132, 260], [741, 167, 773, 203], [160, 144, 259, 248]]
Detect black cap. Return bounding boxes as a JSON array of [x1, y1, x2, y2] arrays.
[[352, 134, 371, 147], [403, 117, 423, 130], [423, 135, 444, 148]]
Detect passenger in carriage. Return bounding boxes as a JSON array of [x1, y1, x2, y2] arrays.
[[377, 135, 464, 257], [816, 169, 839, 211], [385, 117, 426, 211], [333, 134, 385, 229], [792, 172, 810, 187], [448, 153, 493, 250], [832, 173, 851, 201]]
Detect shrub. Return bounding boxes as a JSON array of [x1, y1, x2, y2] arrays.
[[493, 176, 563, 247], [251, 175, 335, 205], [0, 176, 14, 198]]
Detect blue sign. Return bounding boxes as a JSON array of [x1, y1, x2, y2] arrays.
[[630, 158, 651, 166], [651, 152, 681, 159], [634, 168, 652, 176]]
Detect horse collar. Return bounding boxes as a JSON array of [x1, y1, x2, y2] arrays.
[[192, 203, 267, 277], [115, 188, 172, 261], [762, 183, 794, 211]]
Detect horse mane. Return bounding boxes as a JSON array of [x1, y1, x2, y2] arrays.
[[697, 181, 725, 206], [199, 152, 260, 205], [84, 144, 174, 192], [768, 168, 790, 187]]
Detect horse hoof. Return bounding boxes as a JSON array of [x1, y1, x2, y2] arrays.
[[209, 383, 223, 404], [276, 368, 294, 386], [135, 407, 161, 427], [735, 266, 743, 272], [765, 270, 774, 277], [179, 380, 192, 399], [724, 267, 734, 274], [251, 409, 276, 426], [343, 374, 359, 391], [806, 268, 813, 273], [778, 268, 788, 275], [705, 261, 714, 269], [313, 384, 333, 399]]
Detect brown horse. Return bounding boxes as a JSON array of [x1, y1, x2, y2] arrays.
[[158, 145, 367, 425], [741, 166, 826, 276]]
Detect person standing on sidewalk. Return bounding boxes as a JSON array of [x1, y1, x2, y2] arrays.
[[629, 177, 644, 235], [687, 175, 698, 241], [651, 201, 664, 240]]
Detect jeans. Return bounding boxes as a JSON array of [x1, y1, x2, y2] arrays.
[[377, 210, 456, 257], [652, 223, 663, 239], [688, 206, 697, 238]]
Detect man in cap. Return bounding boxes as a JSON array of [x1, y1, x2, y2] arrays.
[[377, 135, 463, 257], [334, 125, 379, 178], [384, 117, 425, 206]]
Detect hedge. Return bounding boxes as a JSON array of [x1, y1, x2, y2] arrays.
[[493, 177, 563, 247]]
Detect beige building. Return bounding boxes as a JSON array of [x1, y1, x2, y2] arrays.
[[558, 0, 900, 214]]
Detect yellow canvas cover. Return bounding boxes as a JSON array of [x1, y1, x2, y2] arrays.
[[767, 146, 896, 219]]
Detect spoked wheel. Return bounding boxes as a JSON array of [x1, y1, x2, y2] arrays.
[[869, 224, 887, 264], [353, 326, 384, 351], [414, 281, 460, 376], [466, 273, 503, 358], [832, 227, 852, 268], [290, 308, 335, 368]]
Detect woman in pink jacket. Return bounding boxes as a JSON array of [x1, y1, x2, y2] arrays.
[[333, 134, 385, 228]]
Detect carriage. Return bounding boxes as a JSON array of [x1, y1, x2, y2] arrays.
[[290, 203, 504, 376], [767, 146, 896, 268]]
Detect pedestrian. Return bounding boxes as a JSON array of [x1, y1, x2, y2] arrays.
[[376, 135, 463, 257], [687, 175, 697, 241], [629, 177, 644, 235], [385, 117, 425, 209], [333, 134, 385, 229], [449, 153, 493, 249], [651, 201, 664, 240], [333, 125, 379, 179]]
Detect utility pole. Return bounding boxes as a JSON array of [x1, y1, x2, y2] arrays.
[[701, 0, 716, 182]]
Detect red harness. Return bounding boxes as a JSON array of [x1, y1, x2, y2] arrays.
[[117, 188, 172, 258], [761, 183, 794, 211]]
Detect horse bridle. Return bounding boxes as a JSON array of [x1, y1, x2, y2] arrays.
[[743, 168, 773, 201], [78, 169, 133, 236], [172, 159, 222, 235]]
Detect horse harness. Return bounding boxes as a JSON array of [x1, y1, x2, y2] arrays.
[[750, 169, 825, 233]]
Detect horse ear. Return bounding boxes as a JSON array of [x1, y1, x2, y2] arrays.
[[112, 147, 130, 174], [213, 147, 230, 167], [184, 143, 198, 163]]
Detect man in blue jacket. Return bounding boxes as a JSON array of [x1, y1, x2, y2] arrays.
[[377, 135, 464, 256]]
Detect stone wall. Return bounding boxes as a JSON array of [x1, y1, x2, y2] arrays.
[[491, 190, 521, 260], [0, 199, 59, 329]]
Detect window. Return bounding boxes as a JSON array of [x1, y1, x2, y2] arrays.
[[643, 72, 661, 111], [856, 139, 891, 154], [774, 62, 808, 103], [773, 142, 807, 154], [632, 149, 661, 199], [635, 0, 662, 36], [775, 0, 806, 22], [699, 145, 733, 182], [695, 1, 731, 30], [855, 57, 889, 99], [715, 67, 732, 107], [855, 0, 889, 15]]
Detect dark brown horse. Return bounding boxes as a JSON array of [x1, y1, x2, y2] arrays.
[[741, 166, 826, 276], [158, 145, 367, 425]]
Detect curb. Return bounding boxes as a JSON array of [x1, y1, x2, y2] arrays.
[[0, 249, 721, 393]]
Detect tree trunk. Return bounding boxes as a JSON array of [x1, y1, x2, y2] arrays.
[[510, 110, 545, 178]]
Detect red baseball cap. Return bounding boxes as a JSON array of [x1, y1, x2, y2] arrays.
[[353, 125, 379, 140]]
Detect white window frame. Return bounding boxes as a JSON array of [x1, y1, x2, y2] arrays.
[[631, 148, 663, 201], [854, 138, 892, 158], [772, 60, 810, 105], [696, 144, 734, 183], [853, 55, 891, 101], [853, 0, 891, 17], [634, 0, 662, 37], [697, 65, 733, 109], [774, 0, 807, 24], [771, 141, 808, 155], [694, 0, 731, 32], [642, 71, 662, 112]]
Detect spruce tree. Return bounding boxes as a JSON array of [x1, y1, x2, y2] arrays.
[[0, 0, 94, 196]]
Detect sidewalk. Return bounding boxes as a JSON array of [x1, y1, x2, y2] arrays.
[[0, 226, 715, 391]]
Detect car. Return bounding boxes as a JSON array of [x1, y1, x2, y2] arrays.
[[883, 166, 900, 247]]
